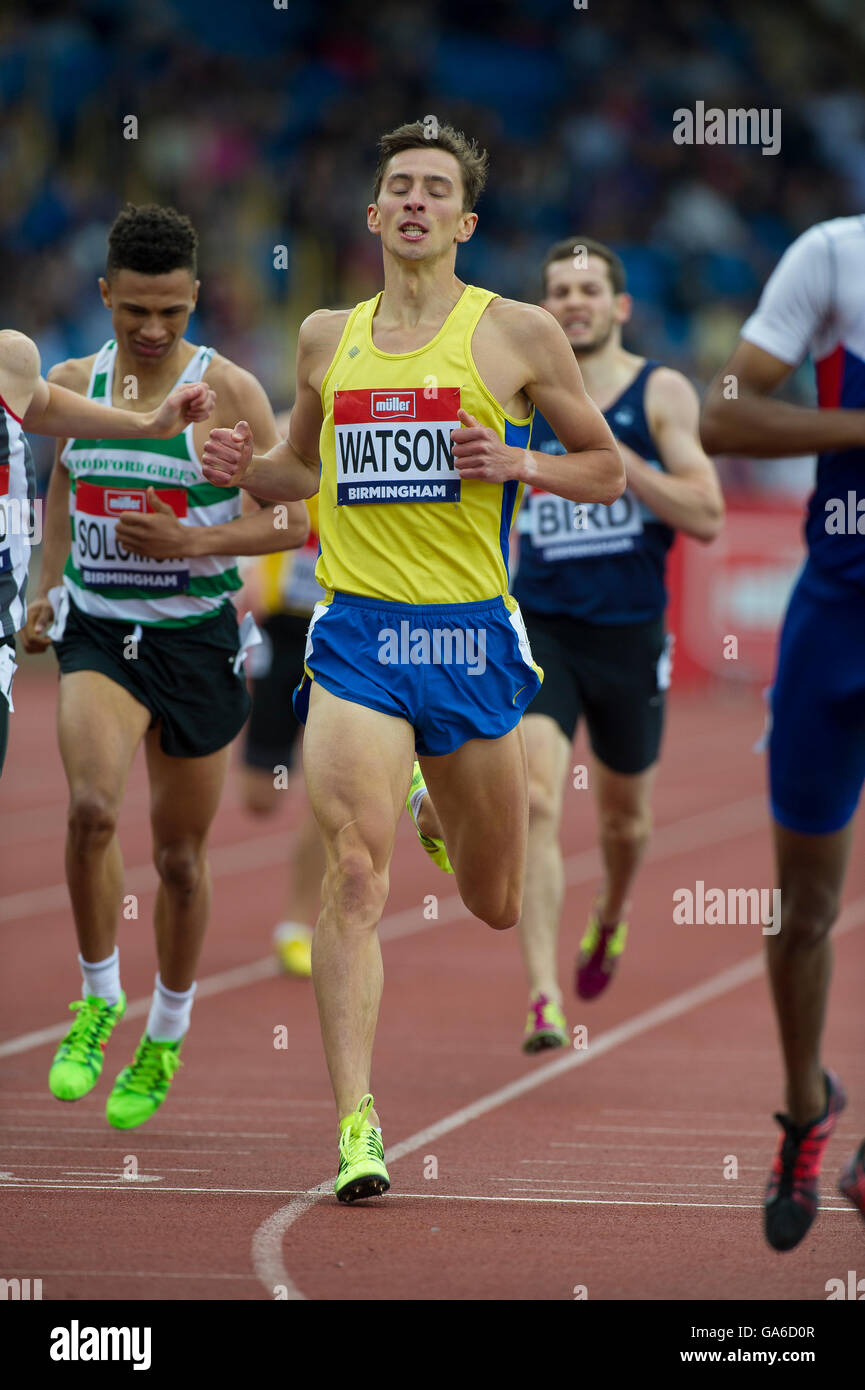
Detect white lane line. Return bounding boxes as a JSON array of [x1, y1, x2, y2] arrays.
[[0, 792, 768, 1057], [0, 1145, 260, 1154], [0, 1125, 299, 1139], [19, 1270, 259, 1281], [250, 897, 865, 1301], [0, 1182, 322, 1194], [0, 828, 298, 923], [0, 1181, 857, 1215]]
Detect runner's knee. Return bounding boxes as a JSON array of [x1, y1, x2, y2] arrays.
[[154, 841, 206, 896], [461, 881, 522, 932], [775, 882, 840, 949], [243, 786, 278, 817], [68, 790, 118, 847], [324, 848, 388, 930], [598, 805, 651, 848], [527, 771, 560, 828]]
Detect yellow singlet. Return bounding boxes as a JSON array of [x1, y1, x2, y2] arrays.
[[317, 285, 533, 606]]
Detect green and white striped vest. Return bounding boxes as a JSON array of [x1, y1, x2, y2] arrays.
[[60, 340, 241, 628]]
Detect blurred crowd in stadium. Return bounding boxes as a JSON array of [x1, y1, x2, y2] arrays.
[[2, 0, 863, 489]]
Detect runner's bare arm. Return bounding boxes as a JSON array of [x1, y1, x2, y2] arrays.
[[201, 311, 341, 500], [22, 373, 75, 651], [6, 336, 214, 440], [701, 340, 865, 456], [452, 304, 624, 504], [621, 368, 724, 542], [114, 361, 309, 558]]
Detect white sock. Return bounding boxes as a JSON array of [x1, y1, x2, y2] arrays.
[[146, 973, 195, 1042], [409, 784, 427, 824], [273, 920, 313, 944], [79, 948, 121, 1006]]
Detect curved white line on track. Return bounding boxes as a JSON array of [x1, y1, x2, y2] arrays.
[[250, 899, 865, 1300]]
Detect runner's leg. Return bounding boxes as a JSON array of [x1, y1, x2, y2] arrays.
[[517, 713, 572, 1000], [58, 671, 151, 963], [145, 731, 232, 992], [768, 821, 853, 1125], [591, 754, 657, 925], [303, 682, 414, 1127], [418, 723, 529, 931]]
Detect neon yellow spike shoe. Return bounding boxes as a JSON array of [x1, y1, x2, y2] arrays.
[[334, 1093, 390, 1203], [576, 907, 628, 1000], [105, 1034, 183, 1130], [522, 991, 568, 1054], [274, 922, 313, 978], [406, 760, 453, 874], [49, 992, 126, 1101]]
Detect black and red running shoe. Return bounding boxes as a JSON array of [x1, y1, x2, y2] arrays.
[[764, 1070, 847, 1252], [838, 1139, 865, 1224]]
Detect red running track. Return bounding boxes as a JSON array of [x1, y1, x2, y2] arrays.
[[2, 663, 864, 1301]]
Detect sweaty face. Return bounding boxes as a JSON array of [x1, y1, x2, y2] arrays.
[[100, 268, 198, 366], [542, 255, 624, 355], [369, 149, 474, 261]]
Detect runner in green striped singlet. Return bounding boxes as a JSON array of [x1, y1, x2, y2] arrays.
[[24, 205, 309, 1129]]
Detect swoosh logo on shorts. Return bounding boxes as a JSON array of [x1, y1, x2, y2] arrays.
[[512, 684, 527, 705]]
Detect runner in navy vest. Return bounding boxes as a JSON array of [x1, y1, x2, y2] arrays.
[[702, 216, 865, 1251], [513, 237, 723, 1052]]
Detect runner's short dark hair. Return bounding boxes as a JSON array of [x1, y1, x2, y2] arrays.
[[106, 204, 198, 278], [541, 237, 626, 296]]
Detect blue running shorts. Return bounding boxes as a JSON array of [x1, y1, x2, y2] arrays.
[[293, 591, 543, 756], [769, 563, 865, 834]]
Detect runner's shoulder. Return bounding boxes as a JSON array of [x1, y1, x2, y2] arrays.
[[201, 351, 270, 417], [298, 308, 351, 359], [484, 297, 563, 354], [46, 354, 96, 392], [644, 364, 700, 423], [0, 330, 42, 391]]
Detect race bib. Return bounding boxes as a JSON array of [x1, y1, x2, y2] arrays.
[[333, 387, 461, 504], [281, 534, 324, 612], [73, 482, 190, 593], [523, 487, 644, 561]]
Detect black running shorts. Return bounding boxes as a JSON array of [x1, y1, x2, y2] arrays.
[[522, 610, 670, 775], [243, 612, 309, 771], [53, 598, 250, 759]]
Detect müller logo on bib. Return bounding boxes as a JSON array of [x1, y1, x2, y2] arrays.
[[75, 482, 187, 518], [105, 490, 146, 515], [334, 387, 461, 505], [371, 391, 415, 420]]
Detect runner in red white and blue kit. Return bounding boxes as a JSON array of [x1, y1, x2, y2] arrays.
[[512, 238, 723, 1052], [702, 215, 865, 1250]]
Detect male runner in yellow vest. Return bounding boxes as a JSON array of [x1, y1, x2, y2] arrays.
[[24, 205, 309, 1130], [202, 123, 625, 1201]]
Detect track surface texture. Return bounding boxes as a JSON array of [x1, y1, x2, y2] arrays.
[[2, 664, 863, 1301]]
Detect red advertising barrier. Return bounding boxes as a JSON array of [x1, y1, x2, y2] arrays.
[[666, 493, 806, 687]]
